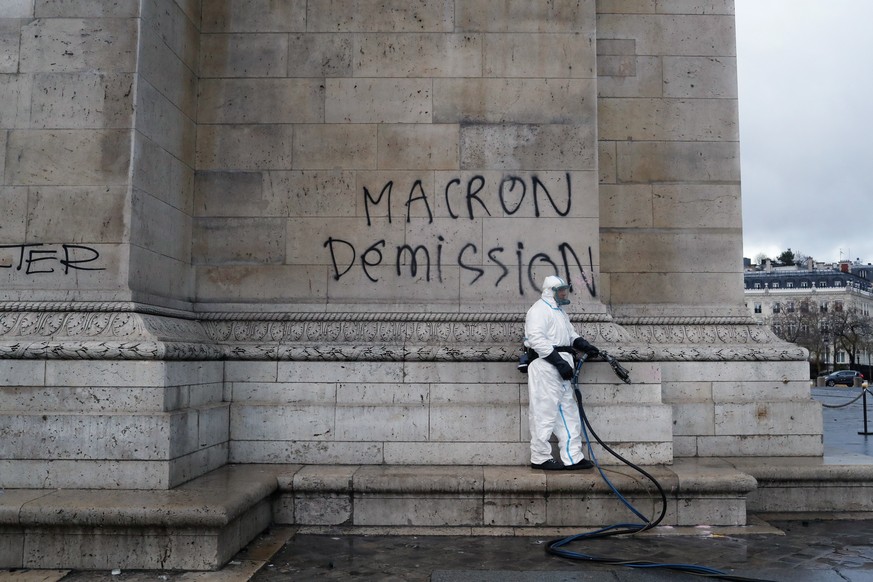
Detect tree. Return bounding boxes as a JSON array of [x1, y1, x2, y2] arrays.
[[754, 252, 770, 267], [770, 298, 827, 374], [826, 306, 873, 368], [776, 248, 795, 267]]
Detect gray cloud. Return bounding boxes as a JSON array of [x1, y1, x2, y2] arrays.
[[736, 0, 873, 264]]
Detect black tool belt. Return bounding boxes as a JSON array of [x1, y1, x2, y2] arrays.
[[525, 345, 574, 361]]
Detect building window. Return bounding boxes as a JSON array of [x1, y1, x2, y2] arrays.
[[787, 282, 794, 288], [821, 302, 828, 313], [835, 281, 842, 287], [835, 301, 844, 312], [787, 301, 795, 313], [801, 281, 808, 288], [773, 302, 781, 314], [836, 351, 846, 364], [754, 283, 761, 289], [773, 282, 780, 288], [754, 303, 762, 314]]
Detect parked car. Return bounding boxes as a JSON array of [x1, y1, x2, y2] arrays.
[[824, 370, 864, 387]]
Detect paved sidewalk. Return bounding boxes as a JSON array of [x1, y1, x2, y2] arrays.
[[5, 385, 873, 581]]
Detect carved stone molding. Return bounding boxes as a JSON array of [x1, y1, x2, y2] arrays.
[[0, 303, 807, 362]]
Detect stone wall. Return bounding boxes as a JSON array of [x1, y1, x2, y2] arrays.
[[0, 1, 823, 491]]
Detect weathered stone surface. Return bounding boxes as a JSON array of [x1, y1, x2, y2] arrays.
[[138, 24, 197, 119], [202, 0, 306, 33], [0, 186, 27, 243], [0, 74, 32, 128], [19, 18, 137, 73], [25, 186, 127, 243], [196, 124, 294, 170], [461, 124, 596, 171], [30, 72, 134, 129], [200, 33, 288, 78], [614, 141, 740, 184], [293, 124, 376, 170], [287, 33, 353, 77], [597, 14, 736, 57], [483, 33, 596, 78], [199, 78, 324, 124], [456, 0, 594, 32], [664, 56, 738, 98], [355, 33, 482, 77], [306, 0, 453, 32], [326, 78, 432, 124], [378, 124, 459, 170], [193, 217, 286, 265], [35, 0, 139, 17], [599, 98, 739, 141]]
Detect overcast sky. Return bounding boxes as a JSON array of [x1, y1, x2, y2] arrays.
[[735, 0, 873, 265]]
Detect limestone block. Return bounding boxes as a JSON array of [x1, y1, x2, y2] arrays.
[[131, 190, 191, 262], [377, 124, 458, 171], [287, 33, 353, 77], [199, 78, 324, 125], [307, 0, 453, 32], [0, 186, 27, 242], [674, 436, 697, 457], [354, 495, 482, 526], [138, 25, 196, 119], [141, 0, 199, 71], [2, 0, 33, 17], [715, 401, 823, 436], [484, 217, 599, 259], [192, 217, 285, 265], [35, 0, 139, 17], [0, 385, 174, 413], [461, 124, 596, 171], [5, 129, 131, 186], [664, 56, 737, 98], [583, 404, 672, 442], [0, 412, 196, 459], [31, 72, 133, 129], [483, 33, 595, 78], [19, 18, 137, 73], [188, 382, 225, 408], [0, 360, 43, 386], [137, 78, 195, 166], [677, 497, 744, 526], [652, 184, 740, 229], [599, 98, 738, 141], [293, 124, 376, 170], [294, 494, 351, 525], [656, 1, 734, 15], [0, 74, 32, 128], [0, 20, 21, 74], [325, 265, 460, 304], [231, 382, 336, 404], [230, 440, 383, 464], [484, 495, 546, 526], [133, 132, 194, 213], [270, 170, 358, 218], [597, 56, 663, 98], [196, 265, 328, 303], [200, 33, 288, 78], [230, 403, 334, 441], [456, 0, 594, 32], [45, 360, 168, 388], [662, 361, 810, 384], [278, 361, 405, 384], [0, 458, 174, 488], [128, 246, 192, 301], [326, 78, 431, 124], [335, 383, 429, 441], [433, 78, 595, 125], [712, 381, 812, 403], [579, 383, 662, 405], [26, 186, 127, 243], [202, 0, 306, 32], [599, 184, 653, 229], [596, 14, 736, 57], [697, 435, 823, 457], [0, 242, 127, 293], [354, 170, 437, 221], [672, 401, 714, 436], [598, 141, 617, 184], [616, 140, 739, 183], [287, 217, 403, 265], [661, 380, 713, 403], [606, 272, 743, 305], [383, 442, 529, 465], [547, 494, 676, 526], [225, 361, 278, 383], [402, 217, 484, 267], [429, 384, 521, 442], [196, 124, 294, 171], [194, 171, 265, 216], [355, 34, 482, 77], [196, 404, 230, 449], [601, 230, 740, 273], [403, 362, 522, 385]]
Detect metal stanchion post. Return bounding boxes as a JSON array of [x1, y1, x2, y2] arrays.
[[860, 381, 873, 436]]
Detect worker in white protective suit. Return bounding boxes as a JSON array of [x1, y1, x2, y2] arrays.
[[525, 275, 600, 470]]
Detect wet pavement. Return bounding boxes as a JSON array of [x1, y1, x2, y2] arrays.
[[6, 385, 873, 581]]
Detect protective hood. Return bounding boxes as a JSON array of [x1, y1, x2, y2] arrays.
[[541, 275, 571, 306]]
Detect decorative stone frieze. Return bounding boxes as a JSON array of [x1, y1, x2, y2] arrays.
[[0, 303, 806, 362]]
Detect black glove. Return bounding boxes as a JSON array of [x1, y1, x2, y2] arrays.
[[573, 337, 599, 357], [543, 350, 574, 380]]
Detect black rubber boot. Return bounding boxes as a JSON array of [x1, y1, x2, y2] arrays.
[[530, 459, 564, 470]]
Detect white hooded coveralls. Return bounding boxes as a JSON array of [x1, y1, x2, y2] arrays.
[[524, 275, 585, 465]]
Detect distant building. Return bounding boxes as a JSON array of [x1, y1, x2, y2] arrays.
[[744, 259, 873, 372]]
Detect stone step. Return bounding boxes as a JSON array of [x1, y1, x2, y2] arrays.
[[9, 457, 872, 571]]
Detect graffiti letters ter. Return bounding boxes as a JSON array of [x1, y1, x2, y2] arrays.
[[0, 244, 104, 275], [323, 172, 597, 298]]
